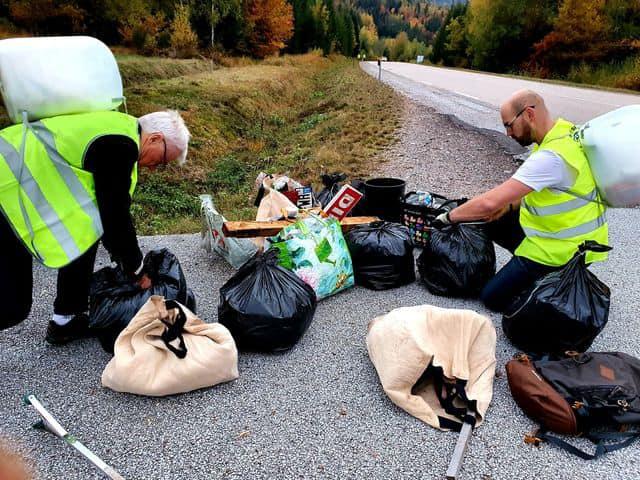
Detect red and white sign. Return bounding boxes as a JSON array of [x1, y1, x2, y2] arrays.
[[322, 185, 363, 220]]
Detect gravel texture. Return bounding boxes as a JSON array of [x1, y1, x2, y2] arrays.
[[1, 70, 639, 480]]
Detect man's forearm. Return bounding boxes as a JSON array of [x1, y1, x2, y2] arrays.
[[449, 195, 504, 223]]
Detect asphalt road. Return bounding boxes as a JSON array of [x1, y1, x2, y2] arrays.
[[363, 61, 640, 130], [1, 66, 640, 480]]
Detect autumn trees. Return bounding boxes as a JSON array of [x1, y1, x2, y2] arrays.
[[428, 0, 640, 81]]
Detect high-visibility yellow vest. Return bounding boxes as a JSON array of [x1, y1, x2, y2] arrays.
[[515, 119, 609, 266], [0, 111, 139, 269]]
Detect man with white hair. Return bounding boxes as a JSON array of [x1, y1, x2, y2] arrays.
[[0, 109, 191, 343], [433, 90, 608, 311]]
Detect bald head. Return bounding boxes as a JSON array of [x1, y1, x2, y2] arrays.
[[500, 89, 555, 146]]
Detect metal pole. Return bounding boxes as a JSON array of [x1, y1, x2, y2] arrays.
[[445, 411, 475, 479], [24, 394, 126, 480]]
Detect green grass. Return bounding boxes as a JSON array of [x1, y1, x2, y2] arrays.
[[123, 52, 403, 234], [566, 56, 640, 91]]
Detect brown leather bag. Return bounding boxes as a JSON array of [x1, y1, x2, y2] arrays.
[[506, 354, 578, 435]]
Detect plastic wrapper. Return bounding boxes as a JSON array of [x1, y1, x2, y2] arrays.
[[502, 242, 611, 355], [346, 221, 415, 290], [89, 249, 196, 353], [418, 223, 495, 297], [0, 36, 123, 123], [200, 195, 257, 268], [579, 105, 640, 207], [218, 249, 317, 352], [269, 214, 354, 299]]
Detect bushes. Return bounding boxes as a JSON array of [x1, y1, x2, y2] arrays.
[[170, 3, 199, 58]]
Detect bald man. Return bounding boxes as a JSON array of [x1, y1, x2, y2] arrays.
[[434, 90, 609, 312]]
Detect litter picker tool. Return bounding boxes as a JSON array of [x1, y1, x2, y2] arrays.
[[23, 394, 125, 480], [445, 409, 475, 480]]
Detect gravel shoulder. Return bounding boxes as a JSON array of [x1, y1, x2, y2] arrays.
[[1, 73, 639, 480]]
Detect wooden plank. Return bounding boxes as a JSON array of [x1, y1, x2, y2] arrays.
[[445, 413, 475, 480], [223, 216, 379, 238]]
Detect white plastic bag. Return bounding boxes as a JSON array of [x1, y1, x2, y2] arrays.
[[0, 36, 123, 123], [579, 105, 640, 207], [200, 195, 257, 269]]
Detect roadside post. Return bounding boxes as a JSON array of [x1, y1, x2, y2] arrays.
[[377, 58, 381, 80]]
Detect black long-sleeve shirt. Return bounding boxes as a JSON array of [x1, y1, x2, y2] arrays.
[[84, 134, 142, 274]]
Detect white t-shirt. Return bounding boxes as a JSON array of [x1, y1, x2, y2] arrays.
[[512, 150, 577, 193]]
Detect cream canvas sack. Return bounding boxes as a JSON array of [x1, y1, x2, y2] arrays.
[[366, 304, 496, 431], [102, 296, 239, 396]]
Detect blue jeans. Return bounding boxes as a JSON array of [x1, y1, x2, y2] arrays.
[[480, 209, 559, 312]]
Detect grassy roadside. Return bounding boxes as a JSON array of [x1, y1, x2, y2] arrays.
[[0, 52, 404, 235], [123, 52, 403, 234]]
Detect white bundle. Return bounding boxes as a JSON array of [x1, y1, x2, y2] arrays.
[[0, 36, 123, 123], [579, 105, 640, 207]]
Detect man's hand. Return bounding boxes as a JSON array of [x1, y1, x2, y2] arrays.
[[431, 211, 452, 229], [136, 273, 152, 290]]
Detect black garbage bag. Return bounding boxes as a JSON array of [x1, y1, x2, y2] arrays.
[[418, 223, 495, 297], [317, 172, 346, 208], [89, 249, 196, 353], [346, 221, 415, 290], [502, 241, 612, 355], [218, 249, 317, 352]]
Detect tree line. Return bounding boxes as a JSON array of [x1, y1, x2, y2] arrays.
[[0, 0, 446, 60], [430, 0, 640, 79]]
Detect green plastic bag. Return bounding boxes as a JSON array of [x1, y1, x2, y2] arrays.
[[268, 214, 354, 300]]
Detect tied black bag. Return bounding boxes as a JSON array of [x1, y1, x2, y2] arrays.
[[418, 223, 495, 297], [345, 221, 415, 290], [218, 249, 317, 352], [502, 241, 612, 355], [89, 249, 196, 353]]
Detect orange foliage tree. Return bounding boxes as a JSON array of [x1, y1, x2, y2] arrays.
[[244, 0, 294, 58], [9, 0, 85, 34], [528, 0, 614, 76]]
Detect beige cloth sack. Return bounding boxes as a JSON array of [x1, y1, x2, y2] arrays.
[[102, 296, 239, 396], [366, 305, 496, 430]]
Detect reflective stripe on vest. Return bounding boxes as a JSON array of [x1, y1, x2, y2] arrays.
[[522, 211, 607, 240], [521, 188, 598, 217], [0, 134, 81, 261], [29, 121, 103, 239]]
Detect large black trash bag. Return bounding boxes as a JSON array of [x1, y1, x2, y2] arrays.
[[317, 173, 346, 208], [418, 223, 495, 297], [346, 221, 415, 290], [218, 249, 317, 352], [502, 241, 612, 355], [89, 249, 196, 353]]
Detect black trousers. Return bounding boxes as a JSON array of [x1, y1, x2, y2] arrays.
[[481, 209, 559, 313], [0, 214, 98, 330]]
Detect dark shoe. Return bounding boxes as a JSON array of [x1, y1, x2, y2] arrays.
[[45, 313, 91, 345]]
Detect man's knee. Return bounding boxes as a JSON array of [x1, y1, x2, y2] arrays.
[[480, 282, 503, 312]]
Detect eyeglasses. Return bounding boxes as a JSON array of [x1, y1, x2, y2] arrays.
[[504, 105, 535, 130]]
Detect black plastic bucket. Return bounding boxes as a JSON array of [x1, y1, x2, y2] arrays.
[[364, 177, 406, 222]]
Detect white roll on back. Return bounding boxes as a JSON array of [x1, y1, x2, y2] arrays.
[[579, 105, 640, 208], [0, 36, 123, 123]]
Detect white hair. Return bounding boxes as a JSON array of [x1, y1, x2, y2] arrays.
[[138, 110, 191, 165]]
